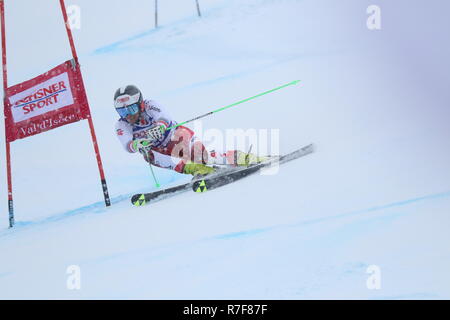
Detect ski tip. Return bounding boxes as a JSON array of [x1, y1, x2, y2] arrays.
[[131, 194, 147, 206]]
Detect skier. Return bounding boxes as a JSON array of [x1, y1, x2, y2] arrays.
[[114, 85, 266, 177]]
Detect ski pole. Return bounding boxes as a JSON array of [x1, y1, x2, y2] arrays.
[[143, 149, 161, 188], [165, 80, 300, 131], [148, 162, 160, 188], [150, 80, 300, 187]]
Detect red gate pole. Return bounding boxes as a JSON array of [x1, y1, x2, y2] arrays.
[[1, 0, 14, 228], [59, 0, 111, 207]]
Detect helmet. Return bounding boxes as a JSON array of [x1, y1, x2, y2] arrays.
[[114, 85, 143, 118]]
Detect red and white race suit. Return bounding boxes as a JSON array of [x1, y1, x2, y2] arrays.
[[115, 99, 236, 173]]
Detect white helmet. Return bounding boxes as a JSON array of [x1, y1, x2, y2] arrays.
[[114, 85, 143, 118]]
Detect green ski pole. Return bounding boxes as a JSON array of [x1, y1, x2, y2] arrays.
[[165, 80, 300, 131]]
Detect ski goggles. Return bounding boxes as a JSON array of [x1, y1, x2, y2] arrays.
[[116, 103, 140, 118]]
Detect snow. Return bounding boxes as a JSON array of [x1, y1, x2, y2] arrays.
[[0, 0, 450, 299]]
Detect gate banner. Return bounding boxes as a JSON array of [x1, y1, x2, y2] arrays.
[[4, 60, 90, 142]]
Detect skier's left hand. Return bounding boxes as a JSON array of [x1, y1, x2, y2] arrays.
[[146, 123, 167, 142]]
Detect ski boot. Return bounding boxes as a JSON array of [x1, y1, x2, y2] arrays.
[[235, 151, 269, 167], [183, 161, 216, 177]]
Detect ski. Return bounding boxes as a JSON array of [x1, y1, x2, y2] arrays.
[[131, 144, 314, 206], [192, 143, 314, 193], [130, 166, 240, 206], [131, 181, 193, 206]]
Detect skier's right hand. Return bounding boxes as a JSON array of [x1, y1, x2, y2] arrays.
[[131, 138, 153, 154]]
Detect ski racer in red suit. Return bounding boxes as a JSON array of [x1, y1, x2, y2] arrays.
[[114, 85, 265, 176]]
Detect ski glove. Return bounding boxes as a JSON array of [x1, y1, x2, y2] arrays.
[[145, 122, 167, 143], [131, 138, 153, 154]]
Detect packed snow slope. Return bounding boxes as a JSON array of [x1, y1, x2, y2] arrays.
[[1, 0, 450, 299]]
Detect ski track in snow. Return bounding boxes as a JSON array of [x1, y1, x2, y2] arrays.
[[2, 187, 449, 239]]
